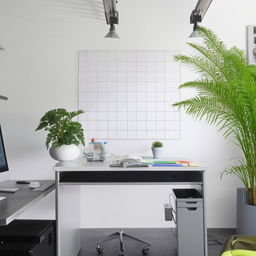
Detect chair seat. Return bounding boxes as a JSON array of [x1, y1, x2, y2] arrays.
[[221, 235, 256, 256]]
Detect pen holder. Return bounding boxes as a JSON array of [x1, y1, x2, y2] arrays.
[[84, 142, 106, 162]]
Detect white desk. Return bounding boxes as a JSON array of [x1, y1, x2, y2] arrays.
[[54, 158, 207, 256]]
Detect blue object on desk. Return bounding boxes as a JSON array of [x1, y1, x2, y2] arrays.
[[151, 164, 184, 167]]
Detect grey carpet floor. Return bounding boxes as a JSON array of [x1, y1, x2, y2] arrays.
[[79, 228, 235, 256]]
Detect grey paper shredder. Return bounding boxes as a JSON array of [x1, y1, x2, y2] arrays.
[[173, 188, 204, 256]]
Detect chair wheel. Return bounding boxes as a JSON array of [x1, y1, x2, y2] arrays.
[[96, 246, 104, 255], [142, 248, 150, 255]]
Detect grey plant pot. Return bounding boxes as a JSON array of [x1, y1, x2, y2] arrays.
[[237, 188, 256, 235], [151, 147, 163, 159]]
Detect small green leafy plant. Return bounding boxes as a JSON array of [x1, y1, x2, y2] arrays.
[[152, 141, 163, 147], [35, 108, 85, 149]]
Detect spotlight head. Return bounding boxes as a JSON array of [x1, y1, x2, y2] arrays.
[[105, 24, 119, 39], [189, 23, 201, 38]]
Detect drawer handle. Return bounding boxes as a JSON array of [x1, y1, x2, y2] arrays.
[[186, 207, 197, 211], [185, 201, 197, 204]]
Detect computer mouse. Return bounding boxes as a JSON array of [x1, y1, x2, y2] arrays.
[[29, 181, 41, 189], [16, 180, 30, 184]]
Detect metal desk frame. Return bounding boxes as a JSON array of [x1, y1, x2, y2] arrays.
[[55, 159, 207, 256]]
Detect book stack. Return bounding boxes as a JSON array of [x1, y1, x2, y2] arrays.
[[142, 159, 199, 167]]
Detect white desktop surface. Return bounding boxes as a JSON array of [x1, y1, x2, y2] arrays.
[[54, 157, 206, 172]]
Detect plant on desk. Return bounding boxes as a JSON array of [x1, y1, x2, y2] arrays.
[[35, 108, 85, 161], [151, 141, 163, 159], [173, 26, 256, 235]]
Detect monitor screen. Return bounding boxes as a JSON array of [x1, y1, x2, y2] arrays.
[[0, 126, 8, 172]]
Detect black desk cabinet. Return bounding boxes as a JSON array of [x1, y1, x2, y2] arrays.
[[0, 220, 55, 256]]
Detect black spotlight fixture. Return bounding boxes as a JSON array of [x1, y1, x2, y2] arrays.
[[190, 0, 213, 37], [189, 22, 201, 38], [105, 24, 119, 38], [103, 0, 119, 39]]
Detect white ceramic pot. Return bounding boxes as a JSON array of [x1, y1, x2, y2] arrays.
[[49, 144, 81, 161], [151, 147, 163, 159]]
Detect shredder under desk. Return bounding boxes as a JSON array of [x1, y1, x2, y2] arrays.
[[54, 159, 207, 256]]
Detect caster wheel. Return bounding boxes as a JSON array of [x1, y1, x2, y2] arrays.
[[96, 246, 104, 255], [142, 248, 150, 255]]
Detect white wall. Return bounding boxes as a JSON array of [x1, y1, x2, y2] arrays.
[[0, 0, 254, 228]]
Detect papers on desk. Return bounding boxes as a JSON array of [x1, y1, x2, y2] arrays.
[[110, 158, 149, 168], [109, 156, 199, 168], [142, 159, 199, 167], [109, 155, 149, 168]]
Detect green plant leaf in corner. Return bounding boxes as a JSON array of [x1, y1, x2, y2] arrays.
[[173, 26, 256, 205]]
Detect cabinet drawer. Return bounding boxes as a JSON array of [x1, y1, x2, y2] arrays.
[[177, 200, 203, 208]]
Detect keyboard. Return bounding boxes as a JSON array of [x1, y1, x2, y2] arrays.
[[33, 182, 55, 192]]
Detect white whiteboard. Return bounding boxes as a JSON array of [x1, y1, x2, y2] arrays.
[[78, 51, 180, 140]]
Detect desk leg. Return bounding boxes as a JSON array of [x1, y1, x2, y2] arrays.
[[56, 172, 81, 256], [203, 171, 208, 256]]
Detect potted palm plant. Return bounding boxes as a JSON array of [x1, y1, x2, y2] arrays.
[[36, 108, 85, 161], [173, 27, 256, 235]]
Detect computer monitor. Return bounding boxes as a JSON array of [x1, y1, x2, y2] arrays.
[[0, 125, 9, 173]]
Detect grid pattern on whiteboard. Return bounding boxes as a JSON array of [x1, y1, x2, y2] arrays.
[[79, 51, 181, 140]]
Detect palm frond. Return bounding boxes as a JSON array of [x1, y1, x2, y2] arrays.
[[173, 26, 256, 205]]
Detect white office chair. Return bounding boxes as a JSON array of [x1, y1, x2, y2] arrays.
[[96, 230, 151, 256]]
